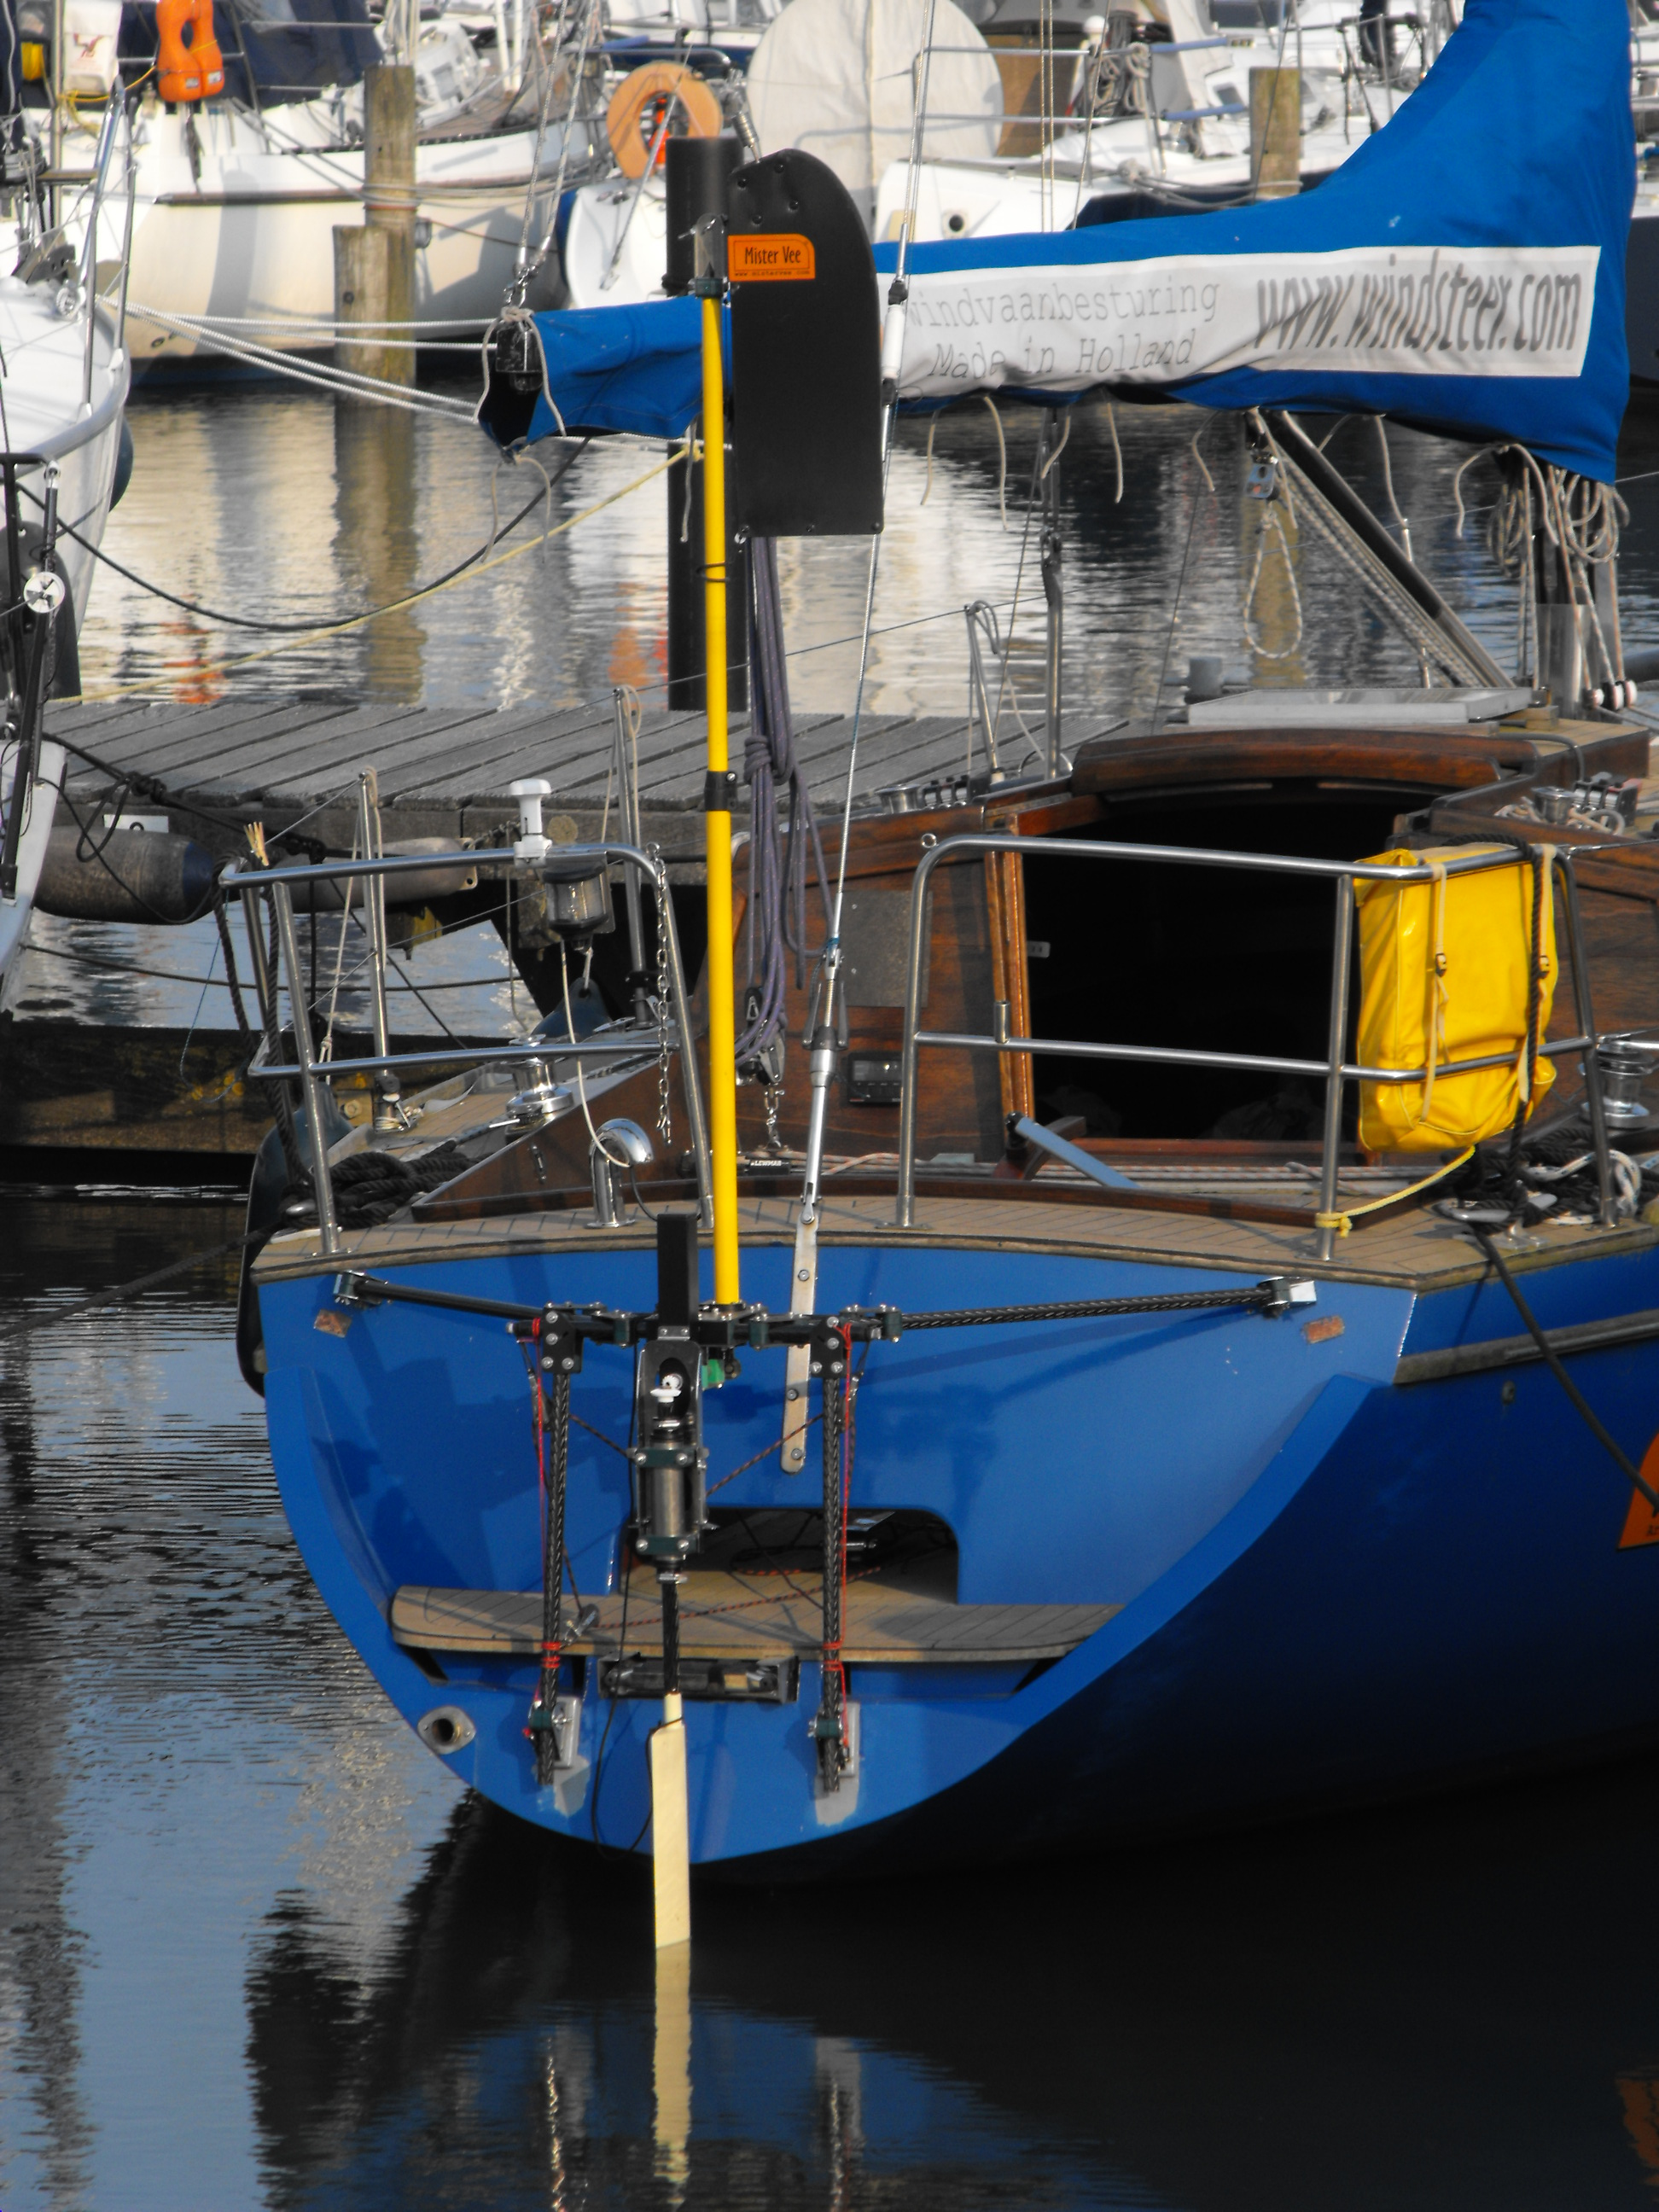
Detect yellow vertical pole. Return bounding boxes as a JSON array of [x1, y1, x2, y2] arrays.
[[701, 283, 741, 1306]]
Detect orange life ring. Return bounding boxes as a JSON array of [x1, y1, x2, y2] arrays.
[[605, 63, 721, 181], [156, 0, 224, 103]]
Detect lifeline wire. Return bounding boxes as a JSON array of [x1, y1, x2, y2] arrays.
[[1471, 1228, 1659, 1511]]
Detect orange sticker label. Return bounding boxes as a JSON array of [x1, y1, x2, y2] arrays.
[[1619, 1433, 1659, 1546], [729, 234, 816, 282]]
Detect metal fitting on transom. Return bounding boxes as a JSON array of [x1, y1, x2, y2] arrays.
[[591, 1117, 654, 1227]]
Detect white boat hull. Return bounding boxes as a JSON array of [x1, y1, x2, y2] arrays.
[[104, 102, 599, 364]]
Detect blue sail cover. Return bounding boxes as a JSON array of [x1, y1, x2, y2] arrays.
[[505, 0, 1633, 480]]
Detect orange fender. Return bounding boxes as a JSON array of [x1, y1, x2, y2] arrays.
[[156, 0, 224, 102]]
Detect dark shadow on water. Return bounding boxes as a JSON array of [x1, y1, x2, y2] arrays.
[[246, 1753, 1659, 2212]]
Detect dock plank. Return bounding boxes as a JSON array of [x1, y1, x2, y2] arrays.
[[192, 704, 505, 798], [247, 704, 549, 800], [44, 695, 993, 845]]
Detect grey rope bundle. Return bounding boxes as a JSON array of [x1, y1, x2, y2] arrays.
[[739, 537, 831, 1066]]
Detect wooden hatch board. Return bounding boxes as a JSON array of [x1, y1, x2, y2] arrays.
[[391, 1575, 1121, 1665]]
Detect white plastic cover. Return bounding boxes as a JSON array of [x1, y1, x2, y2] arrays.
[[747, 0, 1003, 232], [62, 0, 122, 96]]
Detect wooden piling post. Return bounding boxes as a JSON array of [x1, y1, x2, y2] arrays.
[[1249, 67, 1300, 201], [333, 225, 398, 389], [333, 61, 417, 392]]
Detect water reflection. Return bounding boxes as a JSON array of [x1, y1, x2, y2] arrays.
[[243, 1761, 1659, 2212], [84, 379, 1659, 723], [7, 1204, 1659, 2209], [332, 408, 424, 701]]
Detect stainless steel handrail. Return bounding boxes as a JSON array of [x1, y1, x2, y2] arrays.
[[230, 840, 713, 1252], [78, 92, 126, 406], [243, 1034, 686, 1082], [894, 834, 1614, 1257]]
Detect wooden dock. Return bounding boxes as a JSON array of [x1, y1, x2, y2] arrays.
[[44, 694, 1126, 869]]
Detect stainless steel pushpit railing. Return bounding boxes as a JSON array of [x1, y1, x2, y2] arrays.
[[894, 834, 1615, 1260], [222, 841, 710, 1256]]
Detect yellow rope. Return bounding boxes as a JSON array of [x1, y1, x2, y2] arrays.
[[69, 444, 688, 705], [1314, 1146, 1475, 1237]]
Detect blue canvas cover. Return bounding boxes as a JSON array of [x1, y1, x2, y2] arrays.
[[498, 0, 1633, 480]]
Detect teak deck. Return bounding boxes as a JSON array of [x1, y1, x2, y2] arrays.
[[253, 1182, 1659, 1296]]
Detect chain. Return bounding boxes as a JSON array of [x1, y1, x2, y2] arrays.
[[763, 1079, 784, 1150], [652, 849, 673, 1149]]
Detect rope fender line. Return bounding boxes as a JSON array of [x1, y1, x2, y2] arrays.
[[1470, 1227, 1659, 1513], [1314, 1147, 1475, 1238]]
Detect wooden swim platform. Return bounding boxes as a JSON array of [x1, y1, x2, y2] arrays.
[[392, 1577, 1121, 1667]]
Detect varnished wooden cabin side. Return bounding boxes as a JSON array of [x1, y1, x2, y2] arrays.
[[414, 720, 1657, 1222]]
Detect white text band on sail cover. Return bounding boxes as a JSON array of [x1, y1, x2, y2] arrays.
[[899, 246, 1600, 398]]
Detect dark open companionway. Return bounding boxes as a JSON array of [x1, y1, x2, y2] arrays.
[[1022, 784, 1432, 1141]]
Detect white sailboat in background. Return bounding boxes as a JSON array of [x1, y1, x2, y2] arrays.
[[0, 90, 133, 1000], [13, 0, 607, 367], [559, 0, 1001, 306], [875, 0, 1458, 247], [554, 0, 1455, 311]]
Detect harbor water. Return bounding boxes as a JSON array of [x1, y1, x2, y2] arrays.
[[7, 378, 1659, 2207]]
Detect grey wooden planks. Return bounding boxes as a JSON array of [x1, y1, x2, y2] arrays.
[[44, 695, 1004, 821]]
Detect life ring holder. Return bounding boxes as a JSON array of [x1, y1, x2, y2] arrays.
[[605, 62, 722, 181]]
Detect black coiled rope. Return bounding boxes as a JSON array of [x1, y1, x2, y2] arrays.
[[331, 1141, 471, 1229]]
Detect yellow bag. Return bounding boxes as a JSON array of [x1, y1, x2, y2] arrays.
[[1353, 844, 1556, 1154]]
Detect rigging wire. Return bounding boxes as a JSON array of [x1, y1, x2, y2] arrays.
[[1150, 422, 1214, 734]]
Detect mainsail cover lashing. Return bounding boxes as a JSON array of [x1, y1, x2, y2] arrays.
[[488, 0, 1633, 484]]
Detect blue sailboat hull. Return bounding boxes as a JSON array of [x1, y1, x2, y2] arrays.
[[258, 1234, 1659, 1872]]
